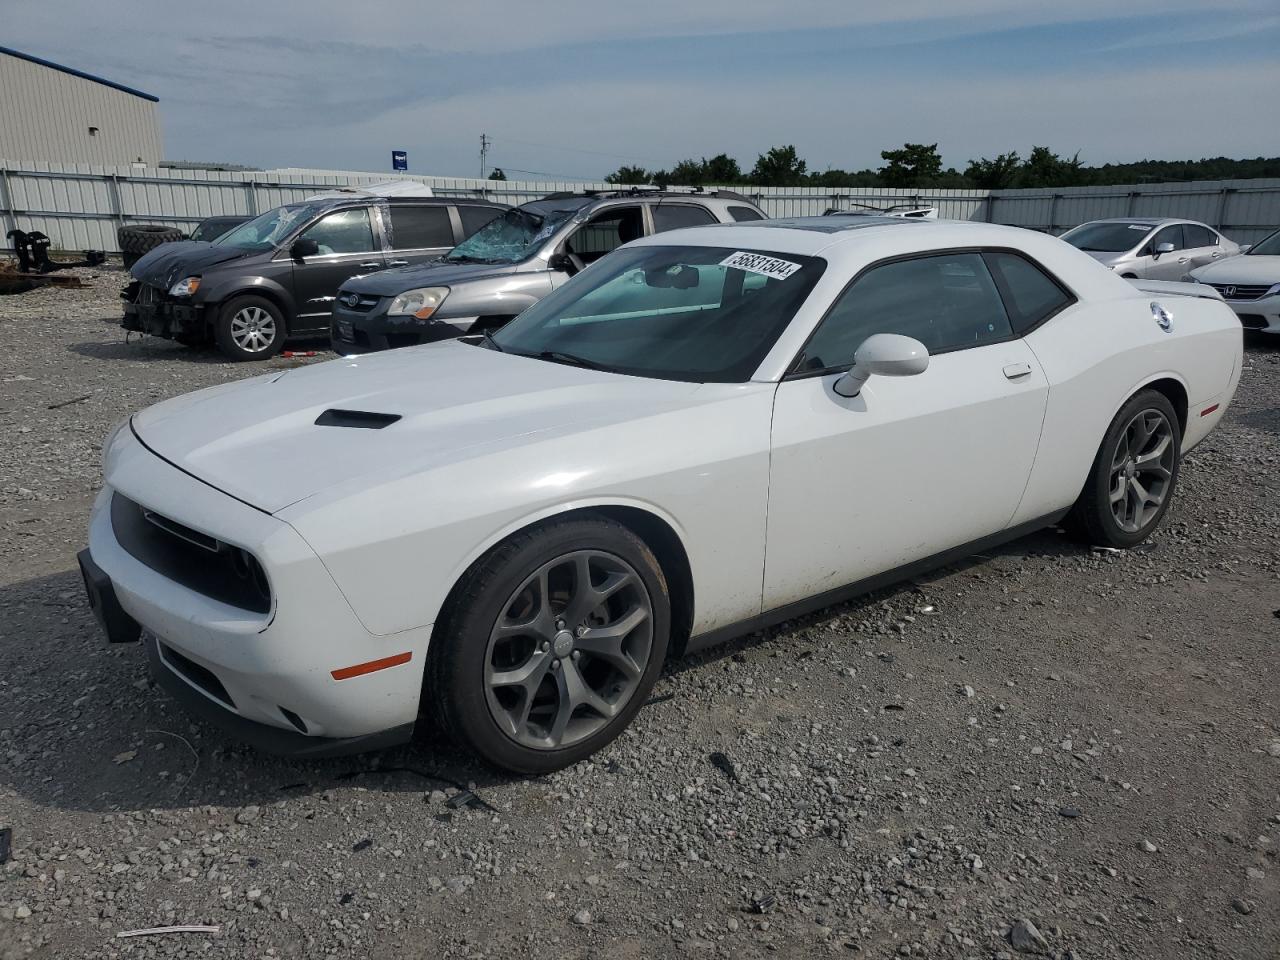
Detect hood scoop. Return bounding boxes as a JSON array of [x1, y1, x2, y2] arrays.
[[315, 409, 401, 429]]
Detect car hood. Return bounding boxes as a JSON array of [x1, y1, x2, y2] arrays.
[[1189, 256, 1280, 285], [341, 259, 522, 296], [131, 241, 256, 289], [130, 340, 706, 514]]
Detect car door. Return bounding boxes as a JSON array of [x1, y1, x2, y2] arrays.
[[554, 205, 646, 289], [1142, 224, 1187, 280], [384, 202, 456, 269], [763, 251, 1048, 610], [288, 205, 385, 334]]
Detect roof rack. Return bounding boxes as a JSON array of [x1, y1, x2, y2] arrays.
[[823, 202, 938, 220], [537, 186, 758, 204]]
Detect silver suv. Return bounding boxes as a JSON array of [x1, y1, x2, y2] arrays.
[[1059, 217, 1240, 279], [330, 188, 766, 353]]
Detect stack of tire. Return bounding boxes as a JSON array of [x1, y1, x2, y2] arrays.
[[117, 224, 185, 269]]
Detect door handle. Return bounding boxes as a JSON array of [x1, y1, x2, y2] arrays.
[[388, 260, 409, 267], [359, 262, 383, 269], [1176, 257, 1189, 264], [1211, 251, 1221, 258], [1003, 362, 1033, 380]]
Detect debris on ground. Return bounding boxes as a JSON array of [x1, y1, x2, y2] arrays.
[[116, 926, 221, 939]]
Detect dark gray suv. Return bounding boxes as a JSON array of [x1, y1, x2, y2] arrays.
[[330, 188, 766, 353], [122, 185, 507, 360]]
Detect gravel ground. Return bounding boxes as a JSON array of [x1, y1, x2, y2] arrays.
[[1, 267, 1277, 960]]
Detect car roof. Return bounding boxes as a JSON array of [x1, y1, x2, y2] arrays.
[[1080, 217, 1191, 226]]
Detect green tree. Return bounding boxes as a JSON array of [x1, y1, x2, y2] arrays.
[[1018, 146, 1084, 187], [878, 143, 943, 188], [701, 153, 742, 184], [605, 165, 652, 184], [750, 145, 808, 186], [964, 151, 1021, 189], [488, 167, 507, 181]]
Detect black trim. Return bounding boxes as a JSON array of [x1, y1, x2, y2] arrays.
[[315, 409, 401, 429], [784, 245, 1079, 380], [981, 250, 1077, 337], [0, 45, 159, 101], [77, 549, 142, 644], [146, 637, 415, 758], [684, 511, 1068, 654]]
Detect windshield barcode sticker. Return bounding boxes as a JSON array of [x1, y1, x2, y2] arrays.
[[720, 251, 802, 281], [1128, 224, 1151, 230]]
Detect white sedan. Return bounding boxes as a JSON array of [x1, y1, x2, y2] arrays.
[[79, 217, 1242, 773], [1189, 227, 1280, 333]]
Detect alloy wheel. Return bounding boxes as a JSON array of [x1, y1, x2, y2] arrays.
[[229, 306, 277, 353], [483, 550, 653, 750], [1109, 408, 1175, 533]]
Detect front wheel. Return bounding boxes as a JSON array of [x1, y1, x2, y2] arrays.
[[1070, 390, 1181, 548], [427, 516, 670, 774], [214, 295, 284, 361]]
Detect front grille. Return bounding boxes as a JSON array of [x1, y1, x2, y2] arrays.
[[111, 493, 271, 613], [161, 643, 235, 708], [339, 295, 381, 313], [1209, 283, 1273, 301], [1238, 314, 1268, 329]]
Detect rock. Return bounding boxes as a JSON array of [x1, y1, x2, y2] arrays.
[[14, 903, 32, 920], [572, 909, 591, 925], [1008, 918, 1049, 953], [960, 684, 976, 698], [1267, 741, 1280, 758], [235, 805, 261, 825], [1059, 806, 1082, 819], [1231, 898, 1254, 915], [1138, 839, 1158, 853], [1245, 867, 1265, 881]]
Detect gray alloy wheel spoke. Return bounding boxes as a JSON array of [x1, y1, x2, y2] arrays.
[[1109, 407, 1175, 534], [230, 307, 276, 352], [483, 549, 653, 751]]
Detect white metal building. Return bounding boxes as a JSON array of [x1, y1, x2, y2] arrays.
[[0, 46, 162, 166]]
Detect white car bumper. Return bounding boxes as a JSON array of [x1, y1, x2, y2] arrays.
[[1222, 292, 1280, 333], [82, 426, 432, 755]]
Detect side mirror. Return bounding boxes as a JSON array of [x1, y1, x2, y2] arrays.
[[833, 333, 929, 398], [547, 252, 574, 273], [291, 237, 320, 260], [1153, 241, 1175, 258]]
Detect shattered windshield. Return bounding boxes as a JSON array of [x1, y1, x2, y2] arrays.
[[445, 197, 593, 264], [214, 202, 331, 252]]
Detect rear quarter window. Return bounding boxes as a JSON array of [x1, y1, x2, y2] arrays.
[[728, 206, 765, 222], [983, 251, 1075, 334]]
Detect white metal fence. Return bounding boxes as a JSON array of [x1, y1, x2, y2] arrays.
[[2, 160, 1277, 253]]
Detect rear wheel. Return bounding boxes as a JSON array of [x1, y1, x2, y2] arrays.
[[428, 516, 670, 774], [214, 295, 284, 361], [1070, 390, 1181, 548]]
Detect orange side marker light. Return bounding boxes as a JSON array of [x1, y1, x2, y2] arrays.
[[331, 652, 412, 681], [1200, 404, 1220, 417]]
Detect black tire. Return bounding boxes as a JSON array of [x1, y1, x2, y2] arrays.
[[117, 224, 185, 256], [213, 295, 285, 361], [427, 515, 671, 774], [1069, 389, 1181, 548]]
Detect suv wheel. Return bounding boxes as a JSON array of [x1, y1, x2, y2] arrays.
[[215, 295, 284, 361]]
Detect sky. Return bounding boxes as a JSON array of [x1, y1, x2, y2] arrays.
[[4, 0, 1279, 180]]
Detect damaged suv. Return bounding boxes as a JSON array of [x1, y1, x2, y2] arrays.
[[122, 183, 507, 361], [330, 188, 766, 353]]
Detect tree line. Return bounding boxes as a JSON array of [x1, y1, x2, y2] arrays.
[[603, 144, 1280, 191]]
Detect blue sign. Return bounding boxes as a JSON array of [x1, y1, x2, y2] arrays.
[[391, 150, 408, 171]]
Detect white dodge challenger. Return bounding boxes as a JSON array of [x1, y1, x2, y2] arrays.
[[79, 217, 1242, 773]]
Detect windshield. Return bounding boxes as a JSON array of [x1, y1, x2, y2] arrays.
[[445, 197, 593, 264], [1247, 229, 1280, 256], [1060, 222, 1153, 253], [214, 201, 331, 252], [491, 245, 826, 383]]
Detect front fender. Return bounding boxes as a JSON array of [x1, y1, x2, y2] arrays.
[[197, 275, 297, 321]]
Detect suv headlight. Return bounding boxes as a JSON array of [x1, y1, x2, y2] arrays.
[[168, 276, 201, 297], [388, 286, 448, 320]]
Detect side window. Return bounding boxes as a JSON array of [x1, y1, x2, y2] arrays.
[[388, 205, 453, 250], [564, 206, 644, 263], [801, 252, 1012, 372], [1147, 224, 1184, 253], [728, 205, 765, 222], [458, 205, 503, 238], [983, 251, 1074, 334], [299, 207, 375, 255], [1183, 223, 1217, 248], [652, 203, 717, 233]]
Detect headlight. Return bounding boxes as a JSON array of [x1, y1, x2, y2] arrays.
[[168, 276, 201, 297], [387, 286, 448, 320]]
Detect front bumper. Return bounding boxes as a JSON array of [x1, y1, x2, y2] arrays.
[[1221, 293, 1280, 333], [330, 299, 470, 354], [83, 428, 431, 755], [122, 286, 205, 339]]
